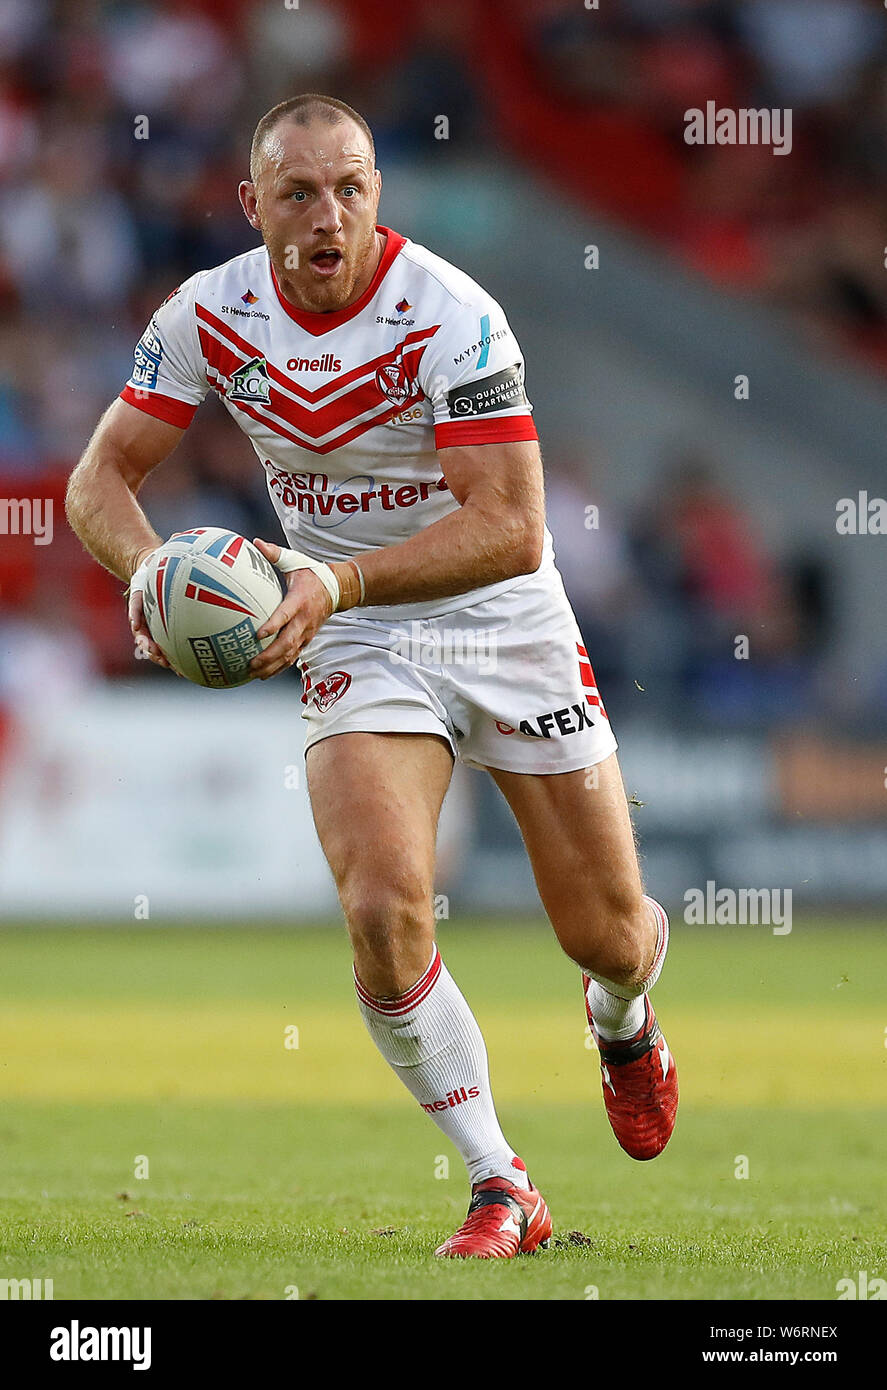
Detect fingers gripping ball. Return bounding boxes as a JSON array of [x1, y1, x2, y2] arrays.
[[140, 528, 285, 687]]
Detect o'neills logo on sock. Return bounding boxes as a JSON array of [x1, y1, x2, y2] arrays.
[[421, 1086, 480, 1114]]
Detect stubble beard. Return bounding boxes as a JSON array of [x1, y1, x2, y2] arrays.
[[268, 219, 379, 314]]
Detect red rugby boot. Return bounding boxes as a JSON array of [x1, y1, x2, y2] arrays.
[[583, 983, 678, 1160], [434, 1174, 552, 1259]]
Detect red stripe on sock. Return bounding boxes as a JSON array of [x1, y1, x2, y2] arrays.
[[354, 948, 442, 1016], [642, 896, 669, 983]]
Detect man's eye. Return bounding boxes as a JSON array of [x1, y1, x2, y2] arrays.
[[290, 190, 308, 202], [341, 186, 358, 197]]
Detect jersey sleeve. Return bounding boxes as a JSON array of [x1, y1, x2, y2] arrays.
[[417, 288, 538, 449], [119, 273, 209, 428]]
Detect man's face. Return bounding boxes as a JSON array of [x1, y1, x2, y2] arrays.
[[241, 118, 381, 313]]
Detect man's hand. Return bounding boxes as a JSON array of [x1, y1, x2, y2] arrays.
[[249, 538, 336, 679], [127, 545, 174, 670]]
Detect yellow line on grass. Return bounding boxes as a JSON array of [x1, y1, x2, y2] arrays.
[[0, 1003, 883, 1106]]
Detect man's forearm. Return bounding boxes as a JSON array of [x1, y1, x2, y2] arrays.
[[66, 453, 162, 583], [332, 494, 542, 609]]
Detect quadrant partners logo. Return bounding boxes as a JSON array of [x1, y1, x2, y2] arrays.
[[446, 363, 527, 418]]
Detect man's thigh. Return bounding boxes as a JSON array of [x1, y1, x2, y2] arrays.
[[306, 729, 453, 890], [306, 731, 453, 991]]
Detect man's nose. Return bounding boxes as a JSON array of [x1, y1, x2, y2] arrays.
[[313, 190, 342, 235]]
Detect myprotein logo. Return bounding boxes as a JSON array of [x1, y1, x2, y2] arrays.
[[451, 320, 509, 366], [421, 1086, 480, 1115], [496, 702, 596, 739]]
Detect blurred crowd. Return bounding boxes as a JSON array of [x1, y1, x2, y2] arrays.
[[504, 0, 887, 371], [547, 454, 833, 728], [0, 0, 880, 726]]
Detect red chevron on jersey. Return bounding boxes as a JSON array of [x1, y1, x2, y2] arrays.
[[205, 376, 418, 455], [198, 329, 432, 445], [196, 304, 440, 403], [197, 312, 439, 453]]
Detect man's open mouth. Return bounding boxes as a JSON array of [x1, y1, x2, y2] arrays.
[[310, 248, 344, 276]]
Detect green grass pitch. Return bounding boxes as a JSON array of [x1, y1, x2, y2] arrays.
[[0, 918, 885, 1300]]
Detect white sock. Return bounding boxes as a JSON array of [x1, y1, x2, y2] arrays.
[[354, 947, 529, 1190], [585, 897, 669, 1041]]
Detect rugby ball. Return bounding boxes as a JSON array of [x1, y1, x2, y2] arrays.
[[142, 528, 284, 687]]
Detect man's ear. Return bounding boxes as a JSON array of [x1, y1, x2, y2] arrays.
[[238, 180, 261, 231]]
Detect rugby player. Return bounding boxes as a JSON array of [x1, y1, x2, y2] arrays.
[[66, 94, 678, 1259]]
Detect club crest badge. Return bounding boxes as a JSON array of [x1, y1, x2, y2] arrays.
[[375, 358, 416, 407], [312, 671, 352, 712]]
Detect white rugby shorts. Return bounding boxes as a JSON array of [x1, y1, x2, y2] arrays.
[[297, 567, 618, 774]]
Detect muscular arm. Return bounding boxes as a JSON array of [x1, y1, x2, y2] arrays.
[[65, 398, 185, 581], [250, 438, 547, 676], [354, 438, 546, 605], [68, 403, 546, 678]]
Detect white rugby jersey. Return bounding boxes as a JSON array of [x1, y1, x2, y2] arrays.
[[121, 225, 554, 618]]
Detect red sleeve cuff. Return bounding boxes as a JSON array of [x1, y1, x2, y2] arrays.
[[120, 385, 198, 429], [434, 414, 538, 449]]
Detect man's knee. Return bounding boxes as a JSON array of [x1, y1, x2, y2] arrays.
[[557, 887, 656, 986], [339, 866, 435, 994]]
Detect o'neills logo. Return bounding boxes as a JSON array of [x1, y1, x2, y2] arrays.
[[421, 1086, 480, 1114], [286, 354, 342, 372]]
